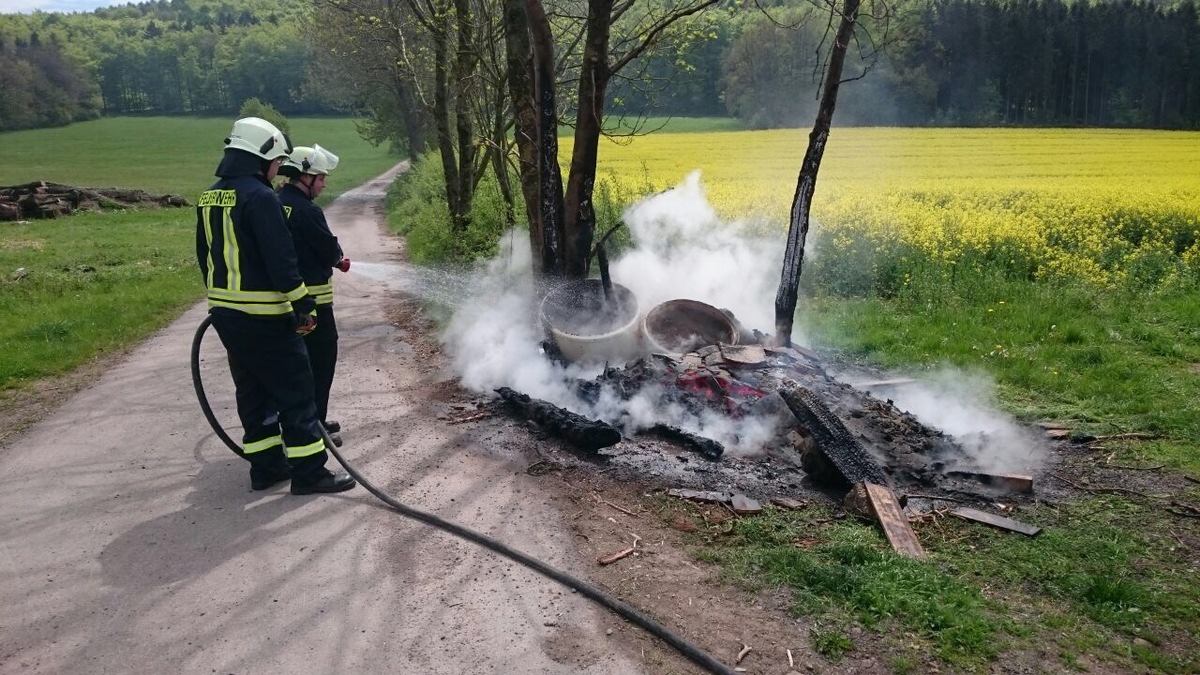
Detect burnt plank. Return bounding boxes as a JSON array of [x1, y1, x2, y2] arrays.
[[779, 384, 888, 486], [946, 470, 1034, 494], [950, 507, 1042, 537], [864, 482, 926, 559]]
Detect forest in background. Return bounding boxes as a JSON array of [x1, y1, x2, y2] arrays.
[[2, 0, 1199, 133]]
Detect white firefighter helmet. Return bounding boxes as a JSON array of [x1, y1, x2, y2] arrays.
[[224, 117, 292, 160], [282, 144, 339, 176]]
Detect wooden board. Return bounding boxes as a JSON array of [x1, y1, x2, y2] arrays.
[[946, 470, 1034, 494], [863, 482, 926, 559], [666, 488, 731, 504], [730, 494, 762, 515], [854, 378, 917, 389], [950, 507, 1042, 537]]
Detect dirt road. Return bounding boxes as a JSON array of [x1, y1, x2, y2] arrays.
[[0, 165, 643, 674]]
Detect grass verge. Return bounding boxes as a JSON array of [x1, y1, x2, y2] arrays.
[[0, 116, 400, 201], [665, 491, 1199, 673]]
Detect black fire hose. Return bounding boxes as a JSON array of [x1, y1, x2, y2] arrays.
[[190, 314, 737, 675]]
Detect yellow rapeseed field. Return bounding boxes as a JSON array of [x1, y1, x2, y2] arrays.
[[589, 127, 1200, 295]]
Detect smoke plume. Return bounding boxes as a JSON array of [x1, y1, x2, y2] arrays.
[[435, 172, 1042, 467]]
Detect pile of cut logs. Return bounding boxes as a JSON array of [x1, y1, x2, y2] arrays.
[[0, 181, 189, 221]]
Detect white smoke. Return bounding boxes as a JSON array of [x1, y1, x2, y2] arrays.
[[439, 171, 1041, 467], [861, 368, 1046, 475], [439, 172, 789, 452], [611, 171, 784, 332]]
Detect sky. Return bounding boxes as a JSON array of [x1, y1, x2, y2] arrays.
[[0, 0, 125, 13]]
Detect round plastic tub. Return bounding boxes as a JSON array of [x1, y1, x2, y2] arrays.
[[539, 279, 641, 363]]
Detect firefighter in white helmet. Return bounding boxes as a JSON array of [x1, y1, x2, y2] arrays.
[[277, 144, 350, 445], [196, 118, 355, 495]]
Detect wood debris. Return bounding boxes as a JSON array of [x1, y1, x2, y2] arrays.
[[495, 387, 621, 451], [718, 344, 768, 367], [778, 384, 889, 486], [770, 497, 807, 510], [950, 507, 1042, 536], [730, 494, 762, 515], [1167, 501, 1200, 519], [667, 488, 732, 504], [947, 470, 1034, 494], [598, 535, 640, 565], [447, 411, 492, 424], [853, 378, 917, 388], [863, 482, 926, 559], [1, 181, 188, 220], [645, 423, 724, 460], [735, 643, 752, 664]]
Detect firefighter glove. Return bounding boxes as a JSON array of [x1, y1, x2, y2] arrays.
[[336, 257, 351, 273], [294, 310, 317, 336]]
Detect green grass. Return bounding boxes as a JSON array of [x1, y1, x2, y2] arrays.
[[0, 116, 400, 202], [0, 116, 400, 390], [0, 209, 196, 388], [692, 503, 1005, 665], [796, 280, 1200, 475], [672, 495, 1200, 672]]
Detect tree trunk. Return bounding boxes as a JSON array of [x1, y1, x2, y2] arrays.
[[773, 0, 861, 347], [489, 89, 517, 230], [396, 76, 427, 156], [503, 0, 545, 276], [453, 0, 479, 232], [528, 0, 566, 278], [432, 34, 467, 232], [561, 0, 614, 279], [505, 0, 720, 283]]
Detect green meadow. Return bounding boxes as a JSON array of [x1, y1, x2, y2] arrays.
[[0, 116, 399, 390], [0, 116, 398, 200]]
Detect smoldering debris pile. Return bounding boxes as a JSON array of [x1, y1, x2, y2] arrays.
[[496, 325, 1038, 504]]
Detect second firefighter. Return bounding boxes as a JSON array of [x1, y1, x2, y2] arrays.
[[277, 144, 349, 443]]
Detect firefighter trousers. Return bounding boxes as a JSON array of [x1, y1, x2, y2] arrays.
[[209, 309, 328, 480]]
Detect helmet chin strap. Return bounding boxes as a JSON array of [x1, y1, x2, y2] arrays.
[[298, 174, 317, 197]]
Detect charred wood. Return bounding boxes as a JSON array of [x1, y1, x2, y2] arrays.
[[645, 424, 724, 461], [779, 384, 888, 486], [495, 386, 622, 452]]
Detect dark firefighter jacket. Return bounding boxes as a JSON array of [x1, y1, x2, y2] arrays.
[[196, 149, 314, 317], [278, 183, 343, 306]]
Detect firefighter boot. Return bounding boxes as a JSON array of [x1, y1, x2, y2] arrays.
[[248, 446, 292, 491], [291, 467, 357, 495]]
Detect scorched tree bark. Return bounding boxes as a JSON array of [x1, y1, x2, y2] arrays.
[[774, 0, 862, 347]]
